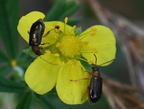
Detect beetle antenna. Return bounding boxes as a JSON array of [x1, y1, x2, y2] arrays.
[[93, 54, 98, 66], [99, 59, 114, 66], [93, 54, 114, 66]]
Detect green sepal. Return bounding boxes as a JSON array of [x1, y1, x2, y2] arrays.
[[23, 47, 37, 59], [80, 59, 92, 73], [74, 27, 82, 36]]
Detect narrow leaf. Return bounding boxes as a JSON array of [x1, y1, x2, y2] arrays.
[[0, 76, 26, 92], [58, 1, 79, 20], [16, 91, 32, 109], [44, 0, 66, 21], [0, 50, 9, 62], [41, 94, 55, 109], [68, 19, 80, 26], [0, 0, 19, 59], [0, 65, 11, 75]]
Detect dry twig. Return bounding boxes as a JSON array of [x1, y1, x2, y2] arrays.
[[103, 77, 144, 109]]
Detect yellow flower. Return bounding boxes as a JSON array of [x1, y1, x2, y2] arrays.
[[17, 11, 116, 104]]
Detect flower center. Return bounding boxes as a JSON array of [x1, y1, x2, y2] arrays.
[[57, 36, 82, 58]]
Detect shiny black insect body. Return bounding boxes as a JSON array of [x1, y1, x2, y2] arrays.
[[70, 64, 102, 103], [29, 19, 45, 55], [88, 66, 102, 104]]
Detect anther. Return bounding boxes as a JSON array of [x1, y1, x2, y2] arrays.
[[54, 53, 60, 57], [92, 48, 98, 53], [64, 17, 68, 24], [90, 28, 97, 36]]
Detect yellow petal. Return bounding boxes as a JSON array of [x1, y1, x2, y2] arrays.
[[25, 52, 61, 94], [17, 11, 45, 43], [80, 25, 116, 66], [56, 60, 90, 104]]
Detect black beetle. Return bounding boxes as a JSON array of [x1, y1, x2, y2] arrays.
[[88, 66, 102, 104], [29, 19, 45, 55]]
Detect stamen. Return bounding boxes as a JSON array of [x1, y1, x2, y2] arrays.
[[78, 27, 97, 40], [60, 61, 65, 65], [64, 17, 68, 24], [54, 34, 58, 39], [91, 48, 98, 53], [45, 50, 51, 54], [88, 60, 93, 64], [63, 17, 76, 35], [91, 28, 97, 36], [56, 42, 60, 47], [69, 25, 76, 35], [81, 49, 98, 54], [78, 31, 91, 39], [64, 17, 68, 33], [39, 56, 58, 65], [81, 51, 93, 53], [76, 57, 88, 63], [54, 25, 60, 33], [54, 53, 60, 57]]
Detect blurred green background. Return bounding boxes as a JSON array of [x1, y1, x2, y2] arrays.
[[0, 0, 144, 109]]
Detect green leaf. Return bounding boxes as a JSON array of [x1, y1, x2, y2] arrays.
[[44, 0, 79, 22], [0, 65, 11, 75], [41, 94, 56, 109], [44, 0, 66, 21], [33, 92, 42, 100], [16, 91, 32, 109], [58, 1, 79, 20], [0, 0, 19, 59], [0, 76, 26, 92], [67, 19, 80, 26], [0, 50, 9, 62]]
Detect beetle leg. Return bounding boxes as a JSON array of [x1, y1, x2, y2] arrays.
[[40, 42, 50, 45], [43, 30, 50, 37], [43, 25, 60, 37], [70, 78, 90, 82], [81, 86, 89, 102]]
